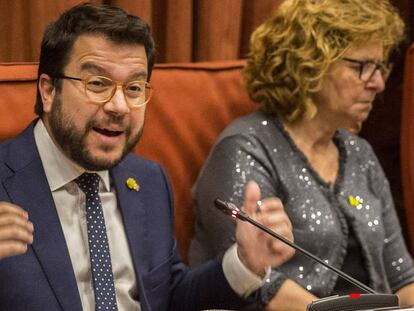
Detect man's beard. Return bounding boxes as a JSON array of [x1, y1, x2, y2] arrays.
[[47, 96, 143, 171]]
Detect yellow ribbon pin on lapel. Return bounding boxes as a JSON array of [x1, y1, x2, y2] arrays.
[[126, 178, 140, 191]]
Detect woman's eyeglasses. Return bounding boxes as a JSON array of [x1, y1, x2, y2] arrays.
[[341, 57, 391, 82]]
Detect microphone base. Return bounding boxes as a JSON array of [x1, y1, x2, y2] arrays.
[[307, 293, 398, 311]]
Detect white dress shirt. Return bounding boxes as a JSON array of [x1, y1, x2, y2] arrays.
[[34, 119, 266, 310]]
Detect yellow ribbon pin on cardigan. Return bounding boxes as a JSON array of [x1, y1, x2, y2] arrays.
[[126, 178, 140, 191], [348, 195, 362, 208]]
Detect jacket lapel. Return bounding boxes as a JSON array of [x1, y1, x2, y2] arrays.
[[2, 124, 82, 311], [110, 163, 152, 309]]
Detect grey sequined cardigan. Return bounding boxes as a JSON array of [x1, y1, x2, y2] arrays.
[[189, 111, 414, 303]]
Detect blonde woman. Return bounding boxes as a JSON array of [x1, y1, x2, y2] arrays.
[[189, 0, 414, 310]]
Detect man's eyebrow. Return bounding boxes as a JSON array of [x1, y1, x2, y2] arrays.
[[79, 62, 147, 80], [130, 72, 148, 80], [79, 63, 108, 75]]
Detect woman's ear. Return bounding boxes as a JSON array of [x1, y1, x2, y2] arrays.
[[38, 73, 56, 113]]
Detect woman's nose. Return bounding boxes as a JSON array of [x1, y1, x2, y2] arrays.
[[366, 69, 386, 93]]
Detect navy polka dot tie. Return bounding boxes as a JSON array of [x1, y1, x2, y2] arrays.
[[75, 173, 118, 311]]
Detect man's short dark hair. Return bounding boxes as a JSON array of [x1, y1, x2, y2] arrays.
[[35, 3, 155, 116]]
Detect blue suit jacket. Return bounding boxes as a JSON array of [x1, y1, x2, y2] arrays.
[[0, 121, 251, 311]]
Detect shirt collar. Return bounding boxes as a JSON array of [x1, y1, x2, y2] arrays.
[[34, 119, 110, 192]]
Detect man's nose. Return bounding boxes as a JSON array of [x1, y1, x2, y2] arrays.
[[103, 86, 130, 115]]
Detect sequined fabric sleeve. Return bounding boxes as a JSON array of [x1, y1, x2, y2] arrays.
[[366, 145, 414, 292], [189, 129, 290, 307], [190, 132, 280, 263]]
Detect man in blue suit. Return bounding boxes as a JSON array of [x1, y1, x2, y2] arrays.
[[0, 3, 294, 310]]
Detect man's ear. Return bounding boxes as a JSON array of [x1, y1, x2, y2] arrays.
[[38, 73, 56, 113]]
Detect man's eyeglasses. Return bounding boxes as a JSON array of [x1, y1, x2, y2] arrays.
[[57, 75, 153, 108], [341, 57, 391, 82]]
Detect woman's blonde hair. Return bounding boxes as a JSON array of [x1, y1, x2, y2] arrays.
[[243, 0, 405, 123]]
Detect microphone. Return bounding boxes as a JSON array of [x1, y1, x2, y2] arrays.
[[214, 198, 400, 311]]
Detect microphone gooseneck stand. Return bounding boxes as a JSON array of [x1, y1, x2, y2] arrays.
[[214, 198, 400, 311]]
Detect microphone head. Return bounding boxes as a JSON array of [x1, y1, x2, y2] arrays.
[[214, 198, 232, 215], [214, 198, 248, 220]]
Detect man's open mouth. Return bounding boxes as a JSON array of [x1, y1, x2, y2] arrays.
[[93, 127, 123, 137]]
